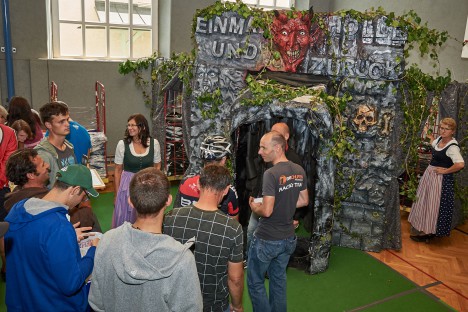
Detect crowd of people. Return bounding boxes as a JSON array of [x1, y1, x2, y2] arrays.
[[0, 96, 465, 311]]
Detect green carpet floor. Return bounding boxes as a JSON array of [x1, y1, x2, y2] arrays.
[[0, 187, 454, 311]]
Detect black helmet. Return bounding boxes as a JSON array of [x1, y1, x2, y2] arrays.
[[200, 135, 231, 161]]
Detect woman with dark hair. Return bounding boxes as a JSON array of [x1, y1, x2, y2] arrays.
[[7, 96, 43, 148], [112, 114, 161, 228], [10, 120, 32, 149]]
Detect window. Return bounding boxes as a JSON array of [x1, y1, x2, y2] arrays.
[[50, 0, 156, 59], [224, 0, 294, 10]]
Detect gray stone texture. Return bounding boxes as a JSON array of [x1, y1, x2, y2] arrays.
[[439, 83, 468, 229], [155, 11, 410, 274]]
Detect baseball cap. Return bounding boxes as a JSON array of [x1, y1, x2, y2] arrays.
[[56, 164, 99, 197], [0, 222, 9, 238]]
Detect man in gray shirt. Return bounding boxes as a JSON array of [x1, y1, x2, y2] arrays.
[[247, 131, 309, 312]]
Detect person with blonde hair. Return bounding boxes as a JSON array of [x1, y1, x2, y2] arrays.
[[0, 106, 7, 125], [409, 117, 465, 241], [10, 120, 32, 149]]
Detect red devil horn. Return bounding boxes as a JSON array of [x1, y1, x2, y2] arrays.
[[274, 10, 289, 23], [302, 6, 314, 21]]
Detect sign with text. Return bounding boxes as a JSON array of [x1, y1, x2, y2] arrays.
[[194, 12, 267, 70]]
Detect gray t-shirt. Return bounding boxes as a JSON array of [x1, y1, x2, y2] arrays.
[[256, 161, 307, 240], [54, 145, 77, 169], [54, 146, 76, 169]]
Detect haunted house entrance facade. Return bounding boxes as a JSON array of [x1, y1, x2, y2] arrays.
[[154, 9, 407, 274]]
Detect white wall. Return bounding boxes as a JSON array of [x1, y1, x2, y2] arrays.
[[329, 0, 468, 82]]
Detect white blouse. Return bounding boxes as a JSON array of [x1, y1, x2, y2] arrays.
[[114, 139, 161, 165], [432, 137, 464, 164]]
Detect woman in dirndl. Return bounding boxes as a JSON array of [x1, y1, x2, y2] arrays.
[[408, 117, 465, 242], [112, 114, 161, 228]]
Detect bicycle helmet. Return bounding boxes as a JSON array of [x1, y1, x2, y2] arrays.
[[200, 135, 231, 161]]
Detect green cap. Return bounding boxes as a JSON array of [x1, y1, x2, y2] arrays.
[[56, 164, 99, 197]]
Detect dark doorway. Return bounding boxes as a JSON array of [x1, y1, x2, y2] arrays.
[[231, 117, 318, 232]]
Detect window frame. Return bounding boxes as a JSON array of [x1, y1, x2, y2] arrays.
[[224, 0, 295, 10], [49, 0, 158, 60]]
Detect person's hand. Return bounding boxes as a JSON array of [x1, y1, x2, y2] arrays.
[[73, 222, 93, 242], [433, 167, 447, 175], [249, 196, 261, 210], [423, 123, 429, 133], [91, 237, 100, 247], [293, 220, 299, 229]]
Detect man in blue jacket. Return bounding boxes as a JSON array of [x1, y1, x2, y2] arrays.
[[5, 164, 100, 312]]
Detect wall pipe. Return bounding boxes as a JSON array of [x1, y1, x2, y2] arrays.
[[1, 0, 14, 102]]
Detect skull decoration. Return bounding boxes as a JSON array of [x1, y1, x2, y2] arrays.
[[353, 105, 378, 132]]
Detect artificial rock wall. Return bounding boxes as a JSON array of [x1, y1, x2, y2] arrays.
[[167, 8, 407, 274]]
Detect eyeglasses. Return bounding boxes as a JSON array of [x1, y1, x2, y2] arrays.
[[439, 126, 452, 131], [127, 124, 138, 128]]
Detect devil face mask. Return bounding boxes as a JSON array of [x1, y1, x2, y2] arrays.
[[271, 11, 312, 72]]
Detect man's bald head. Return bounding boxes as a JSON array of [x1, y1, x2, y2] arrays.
[[271, 122, 290, 141]]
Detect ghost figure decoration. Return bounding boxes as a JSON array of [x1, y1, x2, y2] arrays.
[[353, 104, 378, 132], [271, 7, 313, 72], [195, 64, 220, 94]]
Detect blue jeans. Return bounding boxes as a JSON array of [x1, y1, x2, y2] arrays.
[[247, 235, 297, 312], [246, 212, 259, 259]]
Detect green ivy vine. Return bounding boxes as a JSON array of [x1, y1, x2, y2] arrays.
[[192, 0, 272, 39], [398, 66, 452, 201], [119, 1, 466, 219], [119, 51, 194, 112], [196, 89, 223, 120]]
